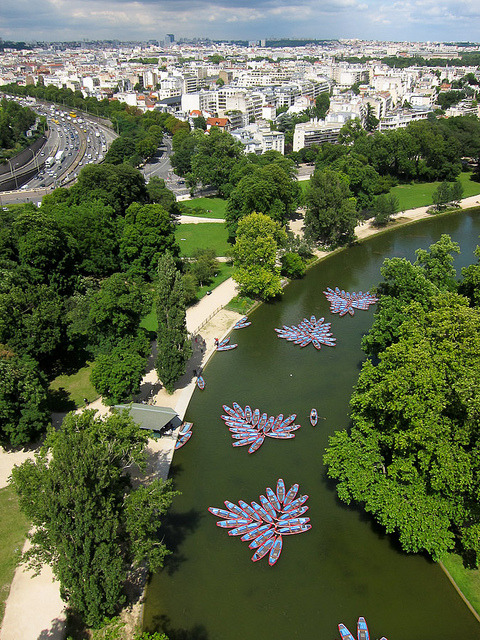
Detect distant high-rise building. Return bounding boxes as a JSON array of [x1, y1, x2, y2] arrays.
[[165, 34, 175, 47]]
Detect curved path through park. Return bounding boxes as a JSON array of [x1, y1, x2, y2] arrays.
[[2, 193, 480, 639]]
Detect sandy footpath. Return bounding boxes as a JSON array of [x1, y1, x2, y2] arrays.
[[2, 195, 480, 639]]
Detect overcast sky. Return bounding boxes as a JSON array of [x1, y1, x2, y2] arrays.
[[1, 0, 480, 44]]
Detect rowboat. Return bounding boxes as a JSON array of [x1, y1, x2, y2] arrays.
[[275, 517, 310, 529], [216, 518, 252, 528], [224, 500, 250, 518], [241, 524, 270, 542], [277, 505, 308, 519], [276, 478, 286, 504], [232, 402, 245, 419], [208, 507, 235, 519], [248, 528, 275, 549], [218, 337, 229, 347], [222, 404, 237, 417], [278, 414, 296, 429], [283, 483, 299, 506], [179, 421, 193, 435], [217, 343, 237, 351], [258, 413, 268, 430], [268, 536, 283, 566], [232, 436, 259, 447], [244, 405, 252, 423], [338, 624, 355, 640], [174, 431, 192, 449], [262, 416, 275, 433], [265, 432, 295, 439], [251, 408, 260, 426], [251, 537, 275, 562], [227, 522, 261, 536], [196, 376, 205, 390], [276, 524, 311, 535], [250, 501, 275, 524], [259, 494, 277, 519], [266, 487, 281, 511], [357, 617, 370, 640], [310, 408, 318, 426], [273, 414, 284, 429], [238, 500, 260, 521], [248, 435, 265, 454], [283, 494, 309, 512]]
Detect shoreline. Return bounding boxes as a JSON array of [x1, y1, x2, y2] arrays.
[[2, 196, 480, 639]]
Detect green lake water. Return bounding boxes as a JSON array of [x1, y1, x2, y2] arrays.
[[144, 210, 480, 640]]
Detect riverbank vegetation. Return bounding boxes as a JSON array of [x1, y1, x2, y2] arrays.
[[0, 97, 43, 161], [324, 234, 480, 573]]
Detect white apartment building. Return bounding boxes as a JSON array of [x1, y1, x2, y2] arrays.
[[293, 120, 343, 151], [378, 109, 429, 130], [231, 123, 285, 155]]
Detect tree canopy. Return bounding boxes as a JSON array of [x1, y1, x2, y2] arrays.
[[11, 410, 178, 626]]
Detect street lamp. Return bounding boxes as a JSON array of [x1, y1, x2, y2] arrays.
[[7, 158, 18, 190]]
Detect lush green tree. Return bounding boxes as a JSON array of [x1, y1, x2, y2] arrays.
[[304, 169, 358, 247], [90, 334, 149, 404], [0, 346, 49, 447], [120, 203, 179, 280], [155, 253, 191, 393], [189, 127, 243, 196], [362, 235, 460, 357], [170, 129, 200, 177], [136, 136, 158, 159], [232, 212, 287, 300], [11, 208, 78, 293], [188, 248, 218, 287], [48, 200, 120, 277], [11, 410, 178, 626], [331, 153, 383, 211], [70, 164, 148, 216], [226, 163, 301, 238], [337, 118, 366, 145], [0, 274, 65, 363], [104, 136, 136, 165], [372, 194, 399, 227], [460, 244, 480, 306], [364, 103, 379, 132], [67, 274, 151, 356], [450, 179, 464, 204], [313, 92, 330, 120], [432, 181, 453, 210], [325, 293, 480, 563], [280, 252, 306, 278]]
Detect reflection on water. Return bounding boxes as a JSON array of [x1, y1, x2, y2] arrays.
[[144, 209, 480, 640]]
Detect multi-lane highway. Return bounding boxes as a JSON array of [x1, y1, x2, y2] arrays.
[[0, 96, 117, 206]]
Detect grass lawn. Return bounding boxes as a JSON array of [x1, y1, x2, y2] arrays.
[[175, 223, 231, 257], [0, 486, 29, 624], [181, 197, 227, 219], [49, 362, 98, 410], [298, 172, 480, 212], [442, 553, 480, 618], [390, 172, 480, 211]]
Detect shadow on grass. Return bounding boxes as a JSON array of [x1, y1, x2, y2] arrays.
[[47, 387, 77, 412]]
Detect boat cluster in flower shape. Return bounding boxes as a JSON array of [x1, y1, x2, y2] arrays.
[[222, 402, 301, 453], [324, 287, 378, 317], [275, 315, 336, 349], [208, 479, 311, 565]]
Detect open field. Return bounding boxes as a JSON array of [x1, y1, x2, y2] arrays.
[[175, 223, 231, 257], [180, 197, 227, 219], [0, 486, 29, 624]]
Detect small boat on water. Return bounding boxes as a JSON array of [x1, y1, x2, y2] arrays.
[[248, 435, 265, 454], [196, 376, 205, 390], [357, 617, 370, 640], [268, 536, 283, 566], [251, 537, 275, 562], [310, 408, 318, 427], [283, 483, 299, 507], [338, 624, 355, 640], [276, 478, 286, 504], [179, 422, 193, 435], [174, 431, 192, 450], [217, 343, 238, 351], [266, 487, 281, 511]]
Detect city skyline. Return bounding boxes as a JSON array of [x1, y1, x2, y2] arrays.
[[1, 0, 480, 46]]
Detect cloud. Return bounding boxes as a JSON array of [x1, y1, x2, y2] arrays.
[[0, 0, 480, 42]]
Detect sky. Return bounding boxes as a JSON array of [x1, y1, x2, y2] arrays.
[[1, 0, 480, 44]]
